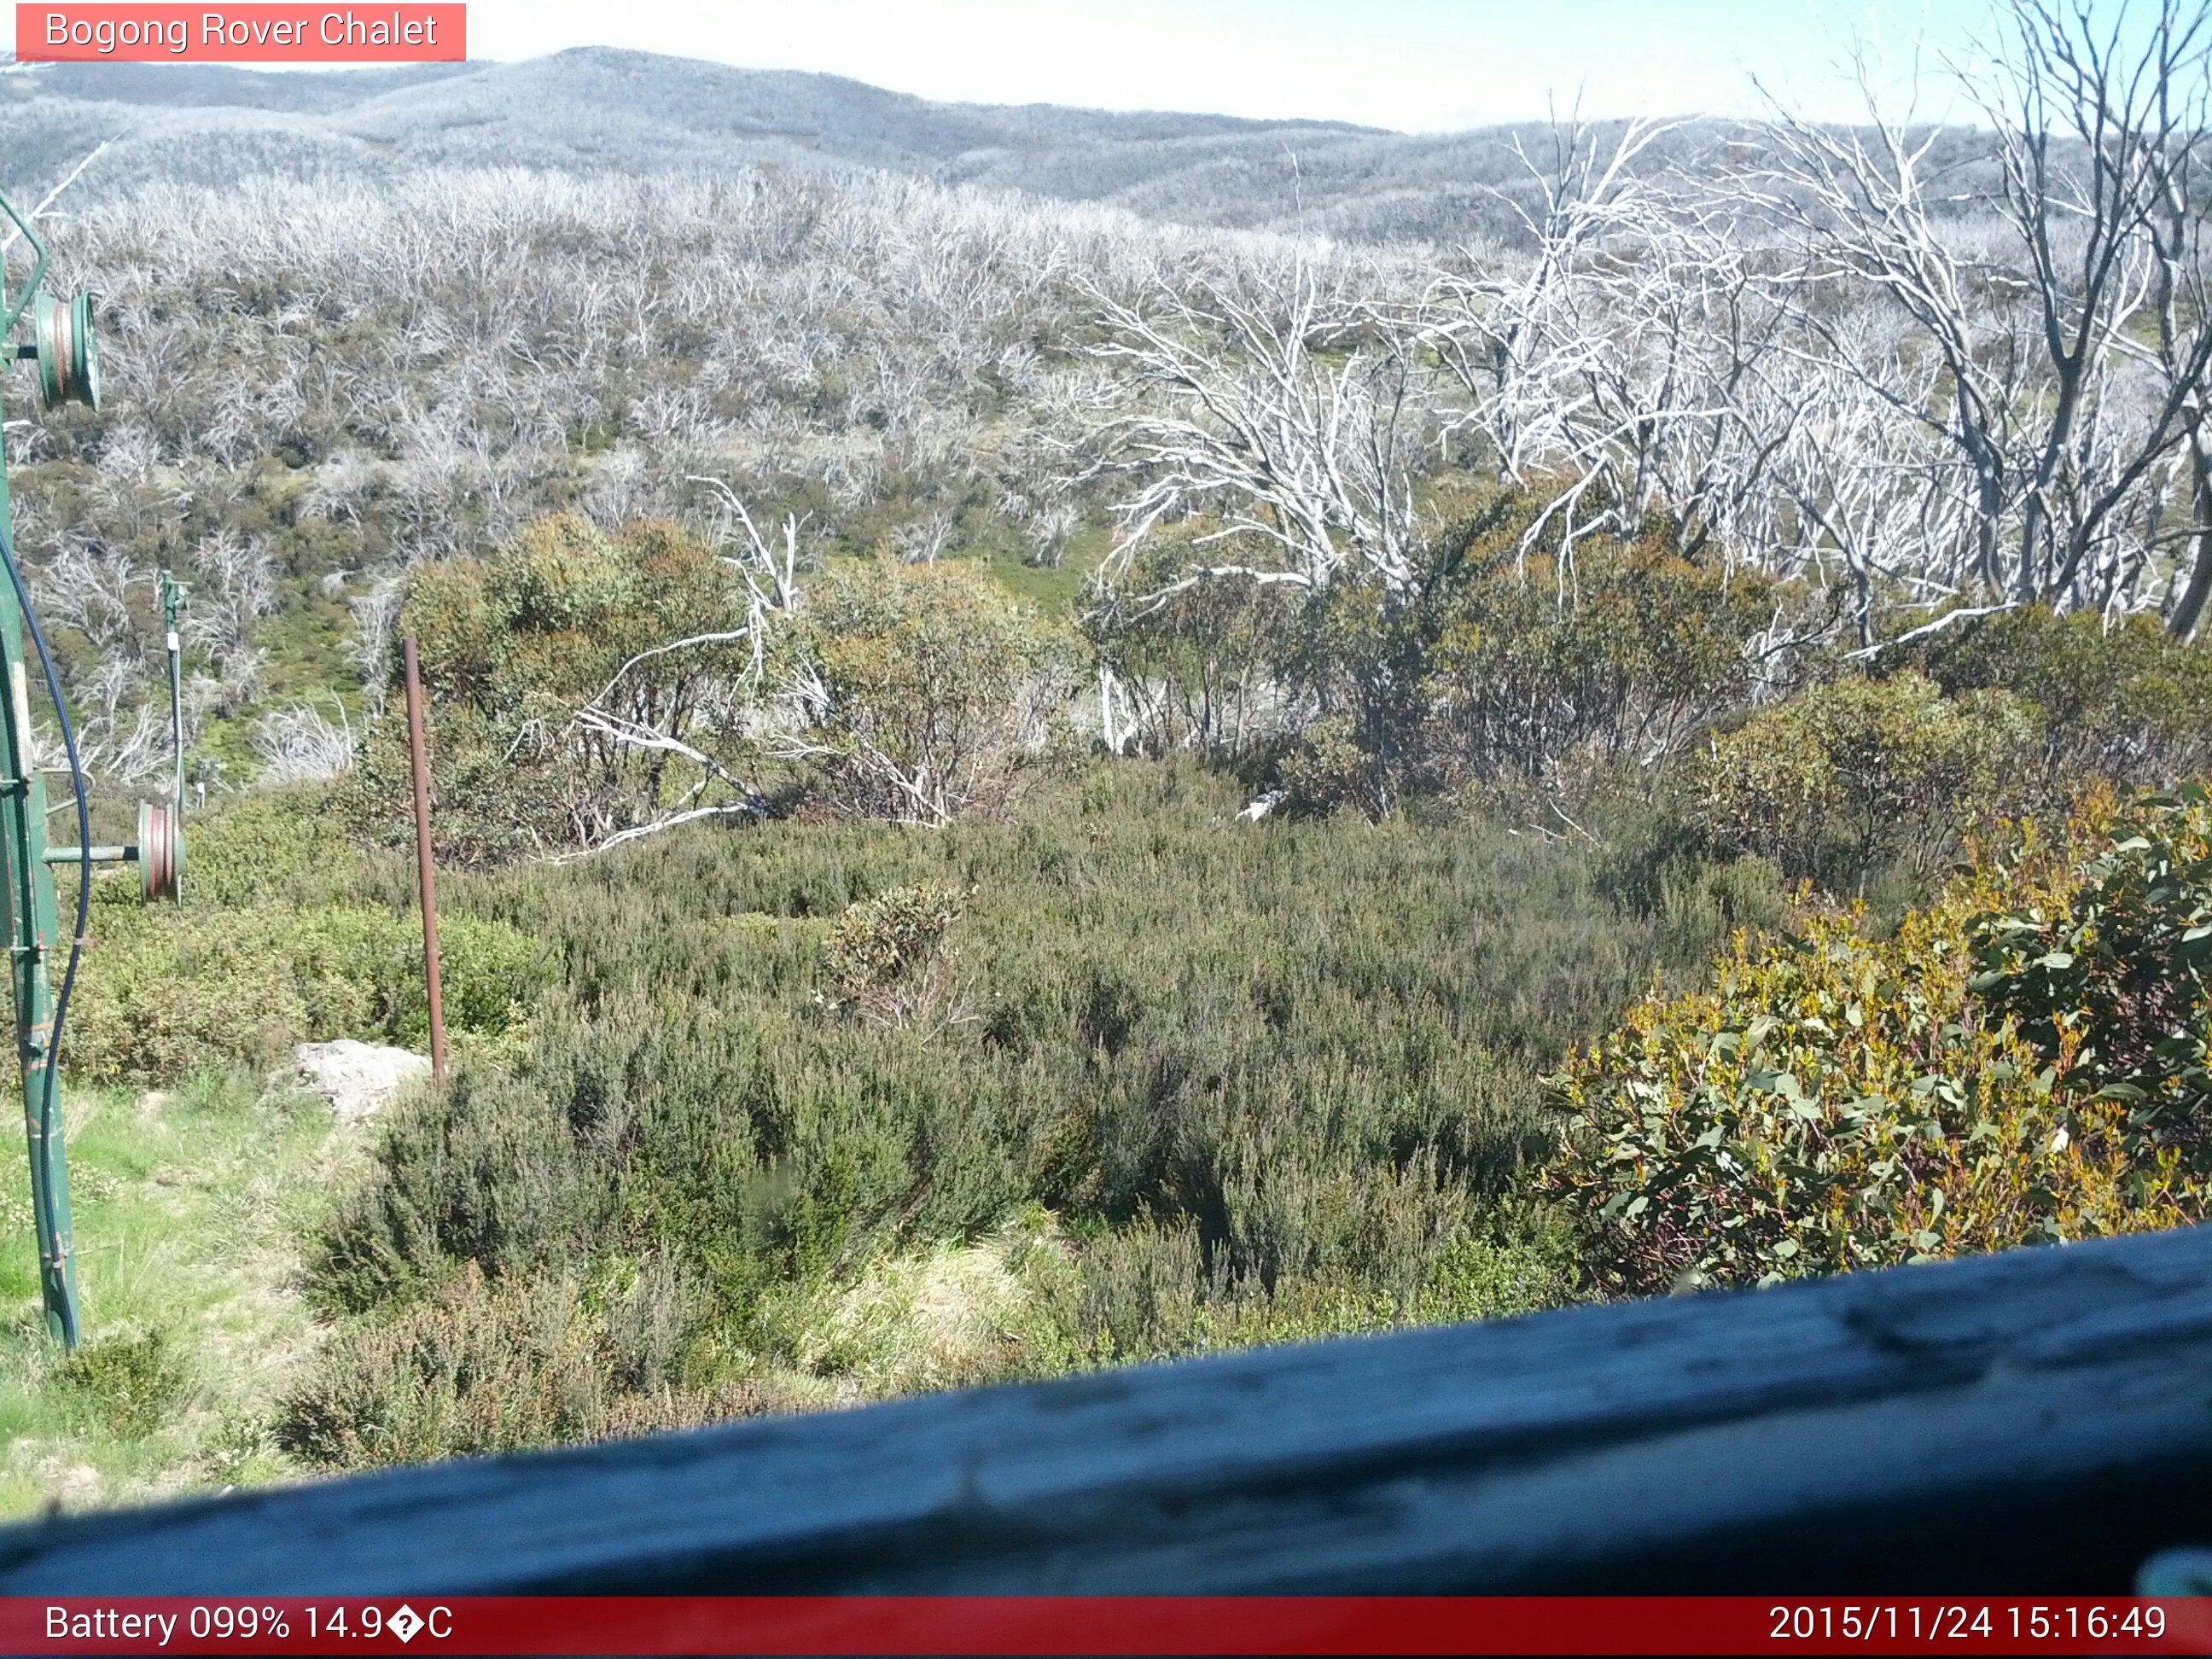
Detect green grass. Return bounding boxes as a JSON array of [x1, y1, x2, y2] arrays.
[[979, 542, 1096, 614], [0, 1070, 365, 1518]]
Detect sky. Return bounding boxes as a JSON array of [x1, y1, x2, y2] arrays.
[[4, 0, 2006, 131], [454, 0, 1997, 131]]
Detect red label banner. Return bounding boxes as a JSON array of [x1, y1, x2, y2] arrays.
[[1, 1597, 2209, 1656], [15, 5, 464, 62]]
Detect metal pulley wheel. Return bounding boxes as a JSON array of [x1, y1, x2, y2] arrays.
[[137, 800, 182, 902], [32, 293, 98, 413]]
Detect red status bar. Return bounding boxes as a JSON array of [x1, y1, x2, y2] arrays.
[[4, 1597, 2210, 1656], [15, 6, 465, 63]]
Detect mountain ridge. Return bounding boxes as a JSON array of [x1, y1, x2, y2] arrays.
[[0, 44, 1602, 240]]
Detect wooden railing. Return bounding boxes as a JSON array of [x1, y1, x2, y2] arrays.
[[2, 1223, 2209, 1594]]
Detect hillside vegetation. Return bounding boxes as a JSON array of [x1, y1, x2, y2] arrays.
[[23, 503, 2200, 1495], [2, 0, 2211, 1511]]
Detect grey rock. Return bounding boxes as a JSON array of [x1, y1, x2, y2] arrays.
[[294, 1039, 431, 1125]]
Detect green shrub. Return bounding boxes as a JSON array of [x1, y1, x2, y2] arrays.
[[298, 760, 1718, 1438], [276, 1266, 811, 1470], [786, 557, 1071, 823], [822, 883, 963, 1027], [823, 884, 960, 993], [1276, 716, 1374, 817], [1919, 607, 2212, 796], [1415, 1218, 1583, 1324], [306, 1058, 605, 1315], [63, 1330, 190, 1439], [1070, 1210, 1581, 1362], [1084, 499, 1804, 804], [1074, 1218, 1209, 1360], [67, 901, 541, 1084], [67, 922, 315, 1084], [173, 784, 369, 910], [352, 514, 760, 864], [65, 787, 544, 1083], [1415, 536, 1803, 789], [1970, 785, 2212, 1124], [1682, 672, 2036, 894], [1544, 795, 2211, 1295]]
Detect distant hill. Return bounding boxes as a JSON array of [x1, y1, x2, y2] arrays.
[[0, 46, 1669, 242]]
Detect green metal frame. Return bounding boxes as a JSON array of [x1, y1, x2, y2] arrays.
[[0, 193, 48, 336], [0, 191, 76, 1345], [0, 188, 182, 1346]]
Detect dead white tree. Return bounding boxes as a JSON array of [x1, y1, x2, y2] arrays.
[[1773, 335, 1980, 639], [2110, 0, 2212, 634], [1753, 65, 2040, 606], [1755, 3, 2212, 621], [1416, 116, 1680, 492], [183, 527, 275, 712], [1402, 119, 1821, 588], [0, 137, 117, 257], [1081, 261, 1440, 610], [549, 478, 801, 859], [1972, 0, 2212, 610], [251, 698, 355, 785]]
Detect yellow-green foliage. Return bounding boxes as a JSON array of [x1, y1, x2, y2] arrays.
[[61, 1330, 190, 1440], [792, 557, 1069, 821], [370, 520, 1074, 852], [822, 883, 963, 1027], [1275, 715, 1375, 817], [824, 885, 959, 992], [1545, 795, 2210, 1295], [404, 515, 745, 719], [1684, 672, 2036, 891], [1970, 785, 2212, 1122]]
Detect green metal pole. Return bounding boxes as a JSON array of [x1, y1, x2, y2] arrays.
[[162, 570, 183, 814], [0, 445, 77, 1348], [0, 212, 78, 1348]]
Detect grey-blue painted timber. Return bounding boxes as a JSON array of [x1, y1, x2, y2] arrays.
[[0, 1224, 2209, 1592]]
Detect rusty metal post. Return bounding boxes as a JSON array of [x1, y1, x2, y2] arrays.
[[402, 637, 447, 1082]]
